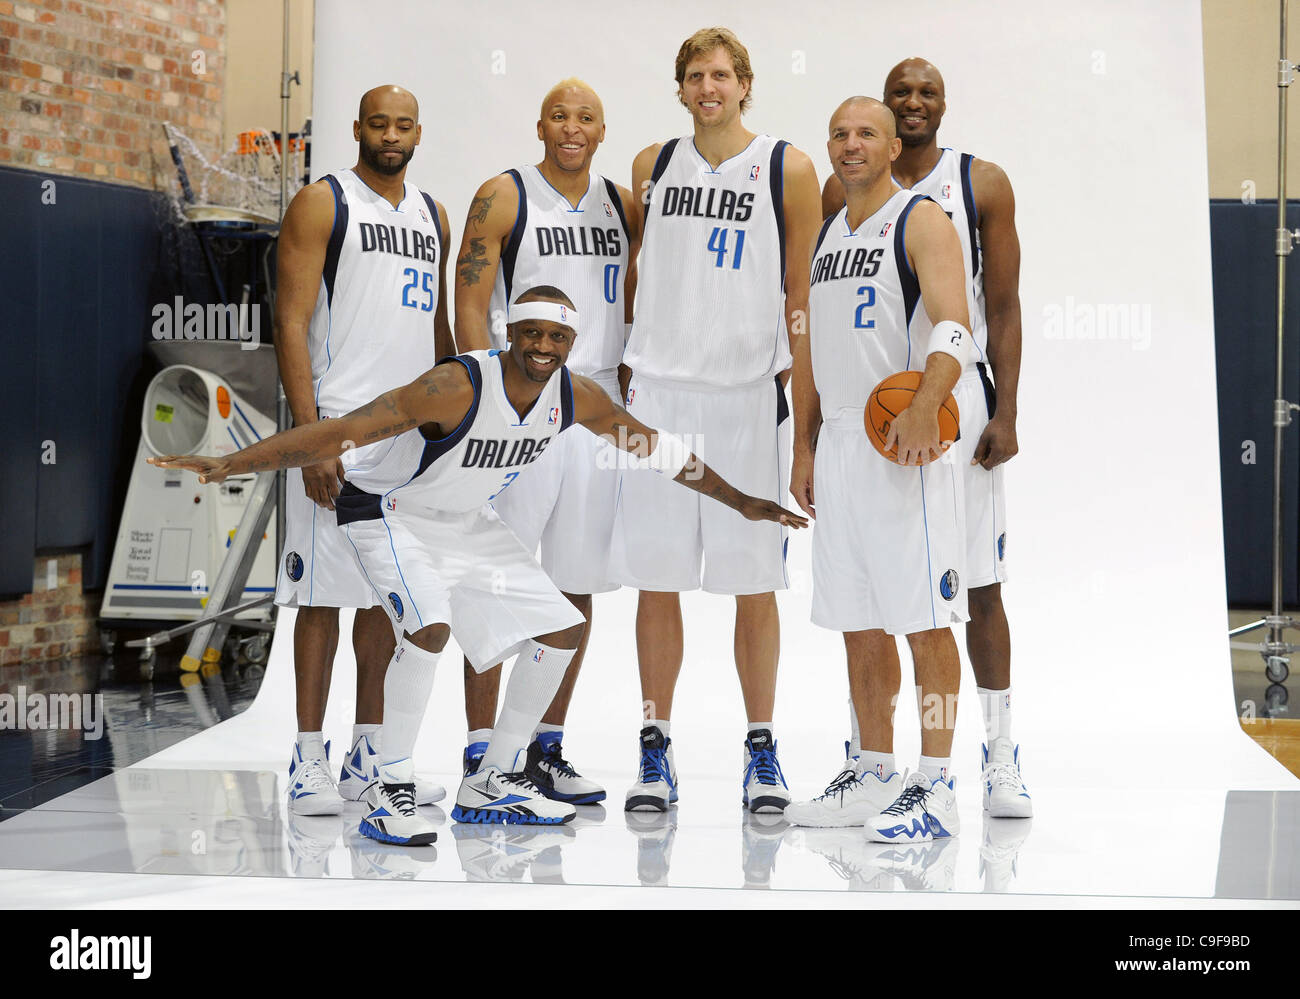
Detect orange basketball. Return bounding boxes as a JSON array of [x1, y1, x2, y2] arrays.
[[865, 370, 961, 465]]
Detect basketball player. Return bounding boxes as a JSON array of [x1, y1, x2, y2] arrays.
[[153, 286, 807, 844], [614, 27, 822, 813], [452, 80, 639, 803], [273, 85, 449, 816], [822, 59, 1031, 818], [786, 96, 970, 842]]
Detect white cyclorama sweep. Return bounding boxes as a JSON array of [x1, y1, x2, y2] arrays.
[[4, 0, 1292, 907]]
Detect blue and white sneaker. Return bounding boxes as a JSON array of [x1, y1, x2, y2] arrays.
[[624, 725, 678, 812], [463, 741, 489, 777], [981, 738, 1033, 818], [865, 771, 961, 843], [359, 758, 439, 846], [742, 729, 790, 813], [337, 732, 446, 805], [452, 765, 576, 825], [288, 741, 344, 816], [785, 757, 903, 827], [525, 732, 606, 805]]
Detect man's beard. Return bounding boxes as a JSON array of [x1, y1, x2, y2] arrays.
[[362, 142, 414, 175]]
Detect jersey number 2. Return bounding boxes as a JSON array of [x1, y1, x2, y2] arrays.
[[401, 269, 435, 311], [853, 286, 876, 330]]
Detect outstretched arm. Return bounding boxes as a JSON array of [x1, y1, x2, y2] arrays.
[[150, 364, 475, 483], [571, 377, 807, 528]]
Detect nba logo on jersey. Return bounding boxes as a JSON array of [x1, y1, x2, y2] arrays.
[[879, 221, 892, 238], [386, 497, 397, 511], [604, 202, 614, 218], [626, 388, 635, 405], [419, 207, 430, 223], [940, 183, 952, 200], [533, 647, 545, 663], [749, 164, 760, 181], [547, 406, 560, 425]]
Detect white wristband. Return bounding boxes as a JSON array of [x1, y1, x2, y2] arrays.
[[928, 320, 970, 368], [645, 430, 691, 478]]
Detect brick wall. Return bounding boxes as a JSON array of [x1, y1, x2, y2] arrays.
[[0, 554, 95, 665], [0, 0, 226, 188]]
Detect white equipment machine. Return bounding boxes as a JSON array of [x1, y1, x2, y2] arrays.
[[101, 365, 277, 632]]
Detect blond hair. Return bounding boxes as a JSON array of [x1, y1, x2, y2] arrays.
[[675, 27, 753, 113]]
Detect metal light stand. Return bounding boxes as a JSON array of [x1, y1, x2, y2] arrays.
[[1229, 0, 1297, 716], [275, 0, 301, 556]]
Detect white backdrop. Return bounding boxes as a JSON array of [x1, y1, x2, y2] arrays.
[[217, 0, 1296, 793]]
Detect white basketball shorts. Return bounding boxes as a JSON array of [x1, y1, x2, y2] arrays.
[[609, 374, 790, 595], [274, 465, 377, 609], [343, 504, 585, 672], [811, 419, 969, 636], [952, 366, 1009, 588], [491, 375, 621, 595]]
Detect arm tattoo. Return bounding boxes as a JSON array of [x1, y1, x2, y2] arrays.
[[458, 237, 490, 286], [467, 192, 495, 229]]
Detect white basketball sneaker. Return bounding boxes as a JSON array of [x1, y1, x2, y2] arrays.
[[337, 732, 446, 806], [287, 741, 344, 816], [785, 757, 904, 827], [452, 764, 576, 825], [358, 758, 439, 846], [981, 738, 1033, 818], [742, 729, 791, 813], [525, 733, 606, 805], [865, 771, 961, 843], [625, 726, 678, 812]]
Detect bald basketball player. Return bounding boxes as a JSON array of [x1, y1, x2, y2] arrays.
[[788, 96, 971, 842], [453, 80, 639, 804], [822, 59, 1031, 819], [274, 84, 450, 816]]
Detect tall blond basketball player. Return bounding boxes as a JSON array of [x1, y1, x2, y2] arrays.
[[822, 59, 1032, 820], [452, 80, 639, 804], [787, 96, 971, 844], [274, 85, 451, 815], [614, 27, 822, 813]]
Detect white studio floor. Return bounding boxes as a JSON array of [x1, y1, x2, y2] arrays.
[[3, 533, 1299, 909]]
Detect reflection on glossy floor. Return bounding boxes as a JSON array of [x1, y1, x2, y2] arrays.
[[2, 765, 1297, 900]]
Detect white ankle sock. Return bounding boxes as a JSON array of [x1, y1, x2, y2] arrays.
[[918, 755, 952, 783], [467, 727, 493, 747], [296, 731, 326, 762], [352, 723, 380, 750], [645, 717, 671, 737], [856, 750, 896, 779]]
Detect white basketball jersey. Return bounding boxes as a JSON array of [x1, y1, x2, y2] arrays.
[[903, 149, 986, 367], [626, 134, 792, 387], [488, 166, 630, 383], [338, 350, 576, 518], [809, 189, 936, 424], [308, 169, 444, 418]]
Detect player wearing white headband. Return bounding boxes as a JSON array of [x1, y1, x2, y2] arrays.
[[787, 97, 972, 845], [151, 285, 807, 845], [452, 79, 638, 805]]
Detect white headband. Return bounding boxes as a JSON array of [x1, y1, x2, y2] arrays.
[[509, 300, 579, 331]]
